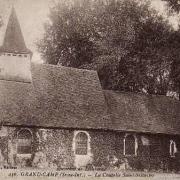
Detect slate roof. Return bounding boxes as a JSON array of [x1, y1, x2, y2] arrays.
[[104, 90, 180, 135], [0, 63, 179, 135], [0, 7, 180, 136], [0, 7, 32, 54], [0, 63, 110, 130]]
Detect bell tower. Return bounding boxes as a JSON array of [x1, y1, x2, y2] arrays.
[[0, 7, 32, 83]]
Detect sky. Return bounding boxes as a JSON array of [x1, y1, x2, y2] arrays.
[[0, 0, 179, 63], [151, 0, 179, 29]]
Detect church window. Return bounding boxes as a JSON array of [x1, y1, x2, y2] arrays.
[[170, 140, 177, 157], [17, 129, 32, 154], [75, 132, 88, 155], [124, 134, 138, 156]]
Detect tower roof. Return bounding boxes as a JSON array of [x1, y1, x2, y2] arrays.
[[0, 7, 32, 54]]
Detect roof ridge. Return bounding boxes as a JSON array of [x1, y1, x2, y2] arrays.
[[33, 63, 98, 74]]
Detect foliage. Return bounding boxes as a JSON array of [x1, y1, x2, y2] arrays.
[[169, 30, 180, 99], [37, 0, 179, 97], [162, 0, 180, 12]]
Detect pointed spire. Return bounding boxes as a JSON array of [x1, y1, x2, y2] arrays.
[[0, 7, 32, 54]]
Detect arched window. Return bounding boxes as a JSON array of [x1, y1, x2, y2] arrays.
[[124, 134, 137, 156], [170, 140, 177, 157], [75, 132, 88, 155], [17, 129, 32, 154]]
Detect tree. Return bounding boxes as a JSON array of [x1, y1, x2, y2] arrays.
[[37, 0, 98, 67], [169, 30, 180, 99], [37, 0, 177, 97], [160, 1, 180, 99], [162, 0, 180, 13]]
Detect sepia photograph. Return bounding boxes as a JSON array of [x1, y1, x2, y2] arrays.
[[0, 0, 180, 179]]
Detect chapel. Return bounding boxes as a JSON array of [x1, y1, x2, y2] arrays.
[[0, 7, 179, 171]]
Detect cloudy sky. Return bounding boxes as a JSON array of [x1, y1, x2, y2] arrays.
[[0, 0, 179, 63]]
